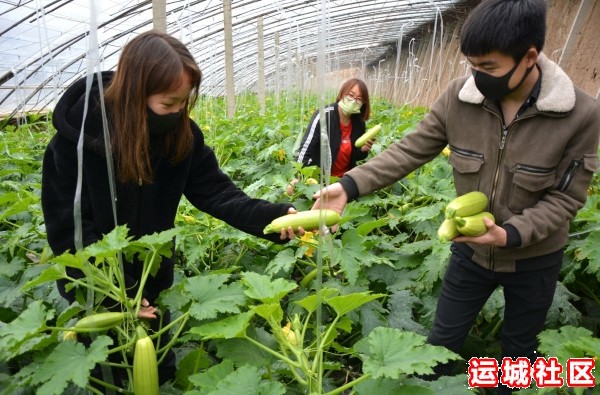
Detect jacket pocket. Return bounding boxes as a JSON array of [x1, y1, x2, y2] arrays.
[[582, 154, 600, 172], [448, 146, 484, 193], [508, 164, 555, 213], [557, 155, 599, 192]]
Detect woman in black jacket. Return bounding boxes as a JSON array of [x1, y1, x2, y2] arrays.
[[42, 29, 298, 383], [296, 78, 374, 177]]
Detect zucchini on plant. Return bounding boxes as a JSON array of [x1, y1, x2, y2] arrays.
[[133, 326, 159, 395], [71, 312, 129, 333], [263, 209, 340, 234]]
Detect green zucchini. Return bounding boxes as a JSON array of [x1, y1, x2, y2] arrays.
[[438, 218, 460, 242], [455, 212, 495, 237], [133, 326, 159, 395], [355, 124, 382, 147], [71, 312, 128, 333], [445, 191, 488, 219], [263, 209, 340, 234]]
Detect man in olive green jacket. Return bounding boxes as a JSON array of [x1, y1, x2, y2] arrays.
[[312, 0, 599, 393]]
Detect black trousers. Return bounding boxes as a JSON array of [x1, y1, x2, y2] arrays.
[[427, 243, 562, 394]]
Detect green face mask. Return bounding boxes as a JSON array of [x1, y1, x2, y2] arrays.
[[338, 95, 362, 115]]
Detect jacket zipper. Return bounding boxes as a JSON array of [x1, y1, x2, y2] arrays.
[[449, 145, 485, 160], [483, 106, 536, 270], [557, 159, 583, 192], [512, 163, 555, 174]]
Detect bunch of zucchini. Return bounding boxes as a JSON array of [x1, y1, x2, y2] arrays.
[[438, 191, 495, 242]]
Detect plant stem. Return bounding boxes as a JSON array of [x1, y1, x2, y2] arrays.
[[132, 249, 161, 316], [99, 360, 131, 369], [243, 335, 308, 387], [322, 373, 371, 395], [107, 338, 137, 355], [151, 311, 189, 343], [575, 280, 600, 308], [311, 315, 340, 374], [84, 385, 104, 395], [66, 277, 121, 302], [157, 314, 190, 364], [243, 335, 301, 368], [485, 317, 503, 341], [88, 376, 132, 394]]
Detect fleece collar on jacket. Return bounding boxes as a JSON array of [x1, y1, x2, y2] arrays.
[[458, 53, 576, 113]]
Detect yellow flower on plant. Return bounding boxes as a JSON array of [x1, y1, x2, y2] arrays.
[[282, 322, 298, 346], [299, 231, 316, 257], [278, 149, 285, 162], [182, 215, 196, 224]]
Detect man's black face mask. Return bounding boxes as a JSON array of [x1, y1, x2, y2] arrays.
[[472, 54, 534, 101]]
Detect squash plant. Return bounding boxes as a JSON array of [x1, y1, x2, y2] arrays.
[[1, 95, 599, 394]]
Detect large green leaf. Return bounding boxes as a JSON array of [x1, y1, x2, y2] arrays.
[[538, 325, 600, 363], [0, 300, 53, 361], [188, 359, 235, 392], [0, 193, 36, 221], [386, 290, 427, 335], [294, 287, 339, 314], [0, 276, 24, 306], [214, 328, 277, 367], [325, 292, 385, 317], [336, 230, 366, 285], [83, 225, 131, 259], [416, 375, 476, 395], [21, 265, 66, 291], [577, 231, 600, 279], [175, 347, 212, 389], [190, 311, 254, 339], [204, 365, 285, 395], [251, 303, 283, 323], [185, 274, 247, 320], [355, 378, 435, 395], [47, 253, 86, 269], [133, 227, 180, 250], [241, 272, 297, 303], [17, 335, 112, 394], [264, 248, 297, 276], [544, 281, 581, 327], [359, 327, 460, 378]]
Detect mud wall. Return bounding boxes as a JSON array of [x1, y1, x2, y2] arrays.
[[351, 0, 600, 106]]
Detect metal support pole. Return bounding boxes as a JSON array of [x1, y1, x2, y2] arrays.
[[223, 0, 235, 118], [558, 0, 592, 68], [152, 0, 167, 32], [257, 17, 266, 115]]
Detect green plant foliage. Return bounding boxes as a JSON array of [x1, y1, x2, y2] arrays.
[[15, 336, 112, 395], [0, 95, 598, 394], [356, 328, 460, 378]]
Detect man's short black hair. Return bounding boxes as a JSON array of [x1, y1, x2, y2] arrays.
[[460, 0, 547, 61]]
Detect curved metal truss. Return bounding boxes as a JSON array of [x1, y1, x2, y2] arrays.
[[0, 0, 464, 116]]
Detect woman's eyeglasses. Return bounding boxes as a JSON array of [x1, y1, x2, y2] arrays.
[[346, 93, 363, 105]]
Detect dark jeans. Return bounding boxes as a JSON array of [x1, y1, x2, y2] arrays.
[[427, 243, 562, 394]]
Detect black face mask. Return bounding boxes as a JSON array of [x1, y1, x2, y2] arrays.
[[147, 106, 181, 136], [472, 56, 534, 101]]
